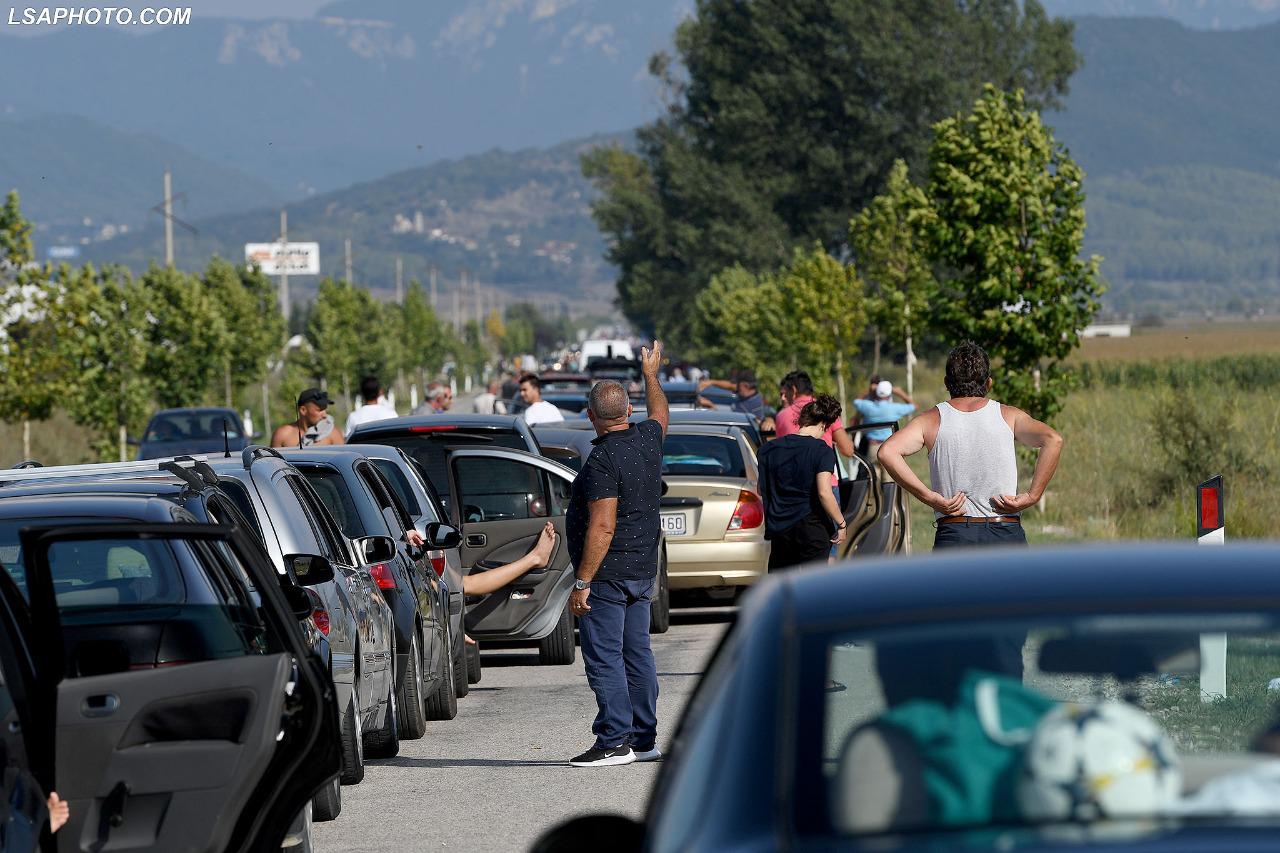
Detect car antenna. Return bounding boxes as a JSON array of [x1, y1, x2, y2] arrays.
[[222, 418, 232, 459]]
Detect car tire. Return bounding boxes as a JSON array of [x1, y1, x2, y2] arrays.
[[425, 623, 460, 720], [364, 671, 401, 759], [312, 775, 341, 822], [466, 639, 483, 684], [649, 556, 670, 635], [339, 692, 364, 785], [538, 600, 576, 665], [452, 621, 470, 699], [396, 633, 428, 740]]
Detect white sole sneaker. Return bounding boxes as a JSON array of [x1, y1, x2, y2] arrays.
[[569, 749, 636, 768], [633, 748, 662, 762]]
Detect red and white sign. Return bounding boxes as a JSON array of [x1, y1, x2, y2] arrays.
[[245, 242, 320, 276]]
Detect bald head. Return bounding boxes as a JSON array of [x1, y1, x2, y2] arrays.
[[588, 380, 630, 421]]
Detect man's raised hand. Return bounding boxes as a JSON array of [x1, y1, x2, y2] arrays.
[[640, 340, 663, 377]]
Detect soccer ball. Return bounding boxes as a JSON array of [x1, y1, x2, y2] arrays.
[[1017, 701, 1182, 822]]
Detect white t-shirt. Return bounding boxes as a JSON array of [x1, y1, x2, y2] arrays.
[[522, 400, 564, 425], [345, 402, 399, 437]]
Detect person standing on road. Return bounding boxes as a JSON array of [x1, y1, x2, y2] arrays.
[[473, 380, 503, 414], [271, 388, 345, 448], [411, 382, 453, 416], [519, 374, 565, 425], [758, 395, 848, 570], [775, 370, 856, 458], [565, 342, 668, 768], [851, 380, 916, 462], [697, 370, 773, 420], [877, 341, 1064, 550], [344, 375, 399, 437]]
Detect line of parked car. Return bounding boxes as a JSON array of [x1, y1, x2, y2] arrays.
[[0, 376, 907, 852]]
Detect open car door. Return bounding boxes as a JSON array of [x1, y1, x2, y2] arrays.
[[838, 421, 909, 558], [14, 523, 339, 853], [0, 570, 48, 853], [447, 449, 577, 663]]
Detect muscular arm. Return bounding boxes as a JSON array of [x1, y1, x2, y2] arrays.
[[878, 409, 966, 515], [993, 408, 1065, 512], [641, 342, 669, 436], [575, 498, 618, 584], [698, 378, 736, 392]]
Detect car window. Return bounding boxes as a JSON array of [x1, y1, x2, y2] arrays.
[[662, 434, 746, 477], [215, 478, 264, 542], [371, 458, 422, 517], [357, 462, 412, 531], [454, 457, 548, 523], [284, 475, 350, 564], [145, 411, 241, 442], [297, 466, 368, 540], [45, 537, 185, 607], [360, 432, 532, 515], [545, 471, 572, 516]]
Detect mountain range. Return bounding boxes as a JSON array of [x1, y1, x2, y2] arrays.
[[3, 5, 1279, 316]]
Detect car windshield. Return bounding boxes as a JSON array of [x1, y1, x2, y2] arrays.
[[800, 610, 1280, 838], [145, 411, 240, 442], [296, 466, 368, 539], [662, 434, 745, 477]]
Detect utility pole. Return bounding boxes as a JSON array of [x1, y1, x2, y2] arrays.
[[429, 266, 438, 309], [163, 169, 174, 266], [452, 285, 461, 334], [395, 256, 404, 304], [344, 238, 353, 284], [460, 269, 469, 329], [474, 274, 483, 330], [279, 210, 290, 324]]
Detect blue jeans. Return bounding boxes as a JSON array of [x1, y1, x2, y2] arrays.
[[578, 578, 658, 750]]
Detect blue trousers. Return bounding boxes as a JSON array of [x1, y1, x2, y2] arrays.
[[933, 520, 1027, 549], [578, 578, 658, 750]]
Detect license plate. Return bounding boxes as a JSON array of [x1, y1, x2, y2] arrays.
[[660, 513, 687, 536]]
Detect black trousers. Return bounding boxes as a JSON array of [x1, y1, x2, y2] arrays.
[[768, 515, 832, 571], [932, 520, 1027, 550]]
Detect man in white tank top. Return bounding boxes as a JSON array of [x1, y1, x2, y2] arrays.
[[876, 342, 1064, 549]]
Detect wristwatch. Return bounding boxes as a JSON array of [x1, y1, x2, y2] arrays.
[[573, 578, 590, 590]]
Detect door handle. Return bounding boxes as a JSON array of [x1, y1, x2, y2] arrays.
[[465, 534, 487, 548], [82, 694, 120, 718]]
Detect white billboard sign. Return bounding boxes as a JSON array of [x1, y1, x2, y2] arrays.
[[245, 242, 320, 275]]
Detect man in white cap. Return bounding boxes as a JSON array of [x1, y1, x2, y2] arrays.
[[851, 378, 915, 462]]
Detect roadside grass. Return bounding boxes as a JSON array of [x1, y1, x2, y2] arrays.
[[1074, 321, 1280, 362]]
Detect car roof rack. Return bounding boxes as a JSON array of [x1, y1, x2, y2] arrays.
[[0, 454, 213, 486], [241, 445, 287, 470]]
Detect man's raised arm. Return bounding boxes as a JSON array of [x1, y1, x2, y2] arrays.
[[640, 340, 669, 436]]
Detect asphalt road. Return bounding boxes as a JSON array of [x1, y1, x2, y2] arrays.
[[313, 608, 734, 853]]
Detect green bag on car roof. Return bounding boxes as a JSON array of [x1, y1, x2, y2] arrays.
[[879, 671, 1056, 826]]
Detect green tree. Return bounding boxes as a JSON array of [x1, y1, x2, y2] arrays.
[[397, 281, 449, 391], [306, 278, 394, 406], [584, 0, 1078, 347], [849, 160, 935, 390], [922, 86, 1104, 421], [0, 190, 33, 269], [504, 302, 571, 352], [142, 263, 229, 408], [202, 258, 285, 405]]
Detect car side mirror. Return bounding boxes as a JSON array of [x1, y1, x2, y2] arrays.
[[285, 553, 335, 586], [532, 814, 644, 853], [425, 522, 461, 549], [356, 535, 397, 564], [278, 575, 314, 619]]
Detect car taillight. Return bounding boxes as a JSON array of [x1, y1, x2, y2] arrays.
[[427, 549, 446, 577], [728, 490, 764, 531], [367, 562, 396, 589], [306, 588, 330, 636]]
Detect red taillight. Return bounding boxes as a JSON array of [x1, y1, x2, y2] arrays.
[[728, 490, 764, 531], [409, 425, 457, 433], [306, 587, 330, 635], [427, 549, 446, 577], [367, 562, 396, 589]]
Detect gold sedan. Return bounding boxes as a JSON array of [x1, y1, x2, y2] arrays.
[[659, 425, 770, 592]]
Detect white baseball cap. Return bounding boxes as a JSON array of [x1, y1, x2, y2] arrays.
[[875, 380, 893, 399]]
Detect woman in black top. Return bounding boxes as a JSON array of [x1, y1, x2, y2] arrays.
[[757, 394, 848, 570]]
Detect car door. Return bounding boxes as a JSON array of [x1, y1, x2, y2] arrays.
[[448, 450, 574, 638], [0, 571, 47, 853], [14, 522, 338, 853]]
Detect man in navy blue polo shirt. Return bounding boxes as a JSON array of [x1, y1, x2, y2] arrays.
[[565, 340, 669, 768]]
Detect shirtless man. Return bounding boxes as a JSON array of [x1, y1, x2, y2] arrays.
[[271, 388, 345, 448]]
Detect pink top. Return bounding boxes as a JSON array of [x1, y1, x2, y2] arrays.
[[774, 395, 840, 447]]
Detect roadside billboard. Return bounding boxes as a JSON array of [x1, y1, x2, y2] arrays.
[[244, 242, 320, 275]]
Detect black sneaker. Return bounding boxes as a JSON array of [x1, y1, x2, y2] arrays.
[[568, 745, 636, 767]]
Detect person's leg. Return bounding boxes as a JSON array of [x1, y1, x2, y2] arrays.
[[768, 527, 801, 570], [621, 578, 659, 754], [577, 580, 632, 749]]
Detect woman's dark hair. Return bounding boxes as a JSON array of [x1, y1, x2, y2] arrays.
[[944, 341, 990, 397], [798, 393, 842, 428], [780, 370, 814, 397]]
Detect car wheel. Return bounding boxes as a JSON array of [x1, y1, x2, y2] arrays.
[[339, 692, 364, 785], [396, 632, 428, 740], [312, 775, 341, 822], [425, 623, 460, 720], [538, 600, 576, 665], [364, 670, 401, 759], [466, 639, 483, 684], [452, 620, 470, 698], [649, 556, 671, 635]]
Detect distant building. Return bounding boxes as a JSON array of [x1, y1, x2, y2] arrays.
[[1082, 323, 1132, 338]]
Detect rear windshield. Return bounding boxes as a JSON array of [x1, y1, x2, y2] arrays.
[[145, 411, 240, 442], [662, 434, 745, 477], [297, 466, 368, 539]]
